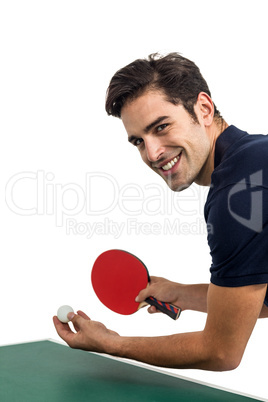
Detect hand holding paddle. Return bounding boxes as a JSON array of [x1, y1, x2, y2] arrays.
[[91, 249, 181, 320]]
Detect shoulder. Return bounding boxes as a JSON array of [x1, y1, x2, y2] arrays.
[[229, 133, 268, 169], [210, 131, 268, 197]]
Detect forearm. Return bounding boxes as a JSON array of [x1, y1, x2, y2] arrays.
[[178, 283, 209, 313], [109, 331, 226, 371]]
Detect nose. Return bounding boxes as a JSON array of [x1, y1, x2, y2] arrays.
[[144, 137, 165, 162]]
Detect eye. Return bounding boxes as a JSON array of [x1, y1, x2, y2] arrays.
[[156, 124, 168, 132], [133, 138, 143, 147]]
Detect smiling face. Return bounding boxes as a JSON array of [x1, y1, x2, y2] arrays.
[[121, 90, 218, 191]]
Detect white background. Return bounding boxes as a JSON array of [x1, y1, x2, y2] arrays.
[[1, 1, 268, 400]]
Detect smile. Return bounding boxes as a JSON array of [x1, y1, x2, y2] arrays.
[[161, 154, 181, 171]]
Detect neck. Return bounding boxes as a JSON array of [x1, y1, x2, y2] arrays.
[[195, 119, 228, 186]]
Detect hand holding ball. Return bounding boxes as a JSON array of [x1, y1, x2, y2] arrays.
[[57, 305, 74, 323]]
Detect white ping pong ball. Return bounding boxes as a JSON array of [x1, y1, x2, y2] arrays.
[[57, 305, 74, 323]]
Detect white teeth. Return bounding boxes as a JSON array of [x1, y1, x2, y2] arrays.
[[162, 156, 179, 171]]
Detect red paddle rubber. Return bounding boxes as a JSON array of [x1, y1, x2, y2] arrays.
[[145, 297, 181, 320]]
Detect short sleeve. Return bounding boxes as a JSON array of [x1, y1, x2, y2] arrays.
[[205, 181, 268, 289]]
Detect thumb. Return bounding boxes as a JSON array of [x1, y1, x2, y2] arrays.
[[67, 311, 76, 321], [135, 286, 151, 303], [135, 289, 161, 315]]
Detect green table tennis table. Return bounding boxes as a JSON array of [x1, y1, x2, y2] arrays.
[[0, 340, 262, 402]]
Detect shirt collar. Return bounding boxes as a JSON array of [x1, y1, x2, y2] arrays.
[[214, 125, 248, 169]]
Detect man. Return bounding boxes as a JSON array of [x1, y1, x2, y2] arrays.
[[53, 53, 268, 371]]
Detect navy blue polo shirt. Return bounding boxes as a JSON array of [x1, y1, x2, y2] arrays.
[[204, 125, 268, 305]]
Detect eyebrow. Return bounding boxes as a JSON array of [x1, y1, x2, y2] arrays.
[[128, 115, 169, 143], [144, 115, 169, 133]]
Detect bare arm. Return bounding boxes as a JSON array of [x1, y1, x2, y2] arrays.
[[112, 283, 266, 370], [53, 283, 267, 371], [259, 303, 268, 318]]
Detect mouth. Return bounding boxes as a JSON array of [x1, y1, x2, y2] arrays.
[[158, 153, 182, 172]]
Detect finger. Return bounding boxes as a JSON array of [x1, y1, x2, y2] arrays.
[[68, 312, 88, 331], [77, 310, 91, 320], [53, 316, 71, 332], [72, 311, 90, 332], [147, 305, 161, 314], [53, 316, 77, 346]]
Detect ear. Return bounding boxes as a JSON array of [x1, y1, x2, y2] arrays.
[[195, 92, 214, 126]]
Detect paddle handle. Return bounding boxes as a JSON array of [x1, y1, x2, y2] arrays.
[[145, 297, 181, 320]]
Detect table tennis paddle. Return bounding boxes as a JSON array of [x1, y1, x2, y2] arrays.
[[91, 249, 181, 320]]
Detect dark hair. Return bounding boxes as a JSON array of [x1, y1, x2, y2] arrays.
[[105, 52, 221, 123]]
